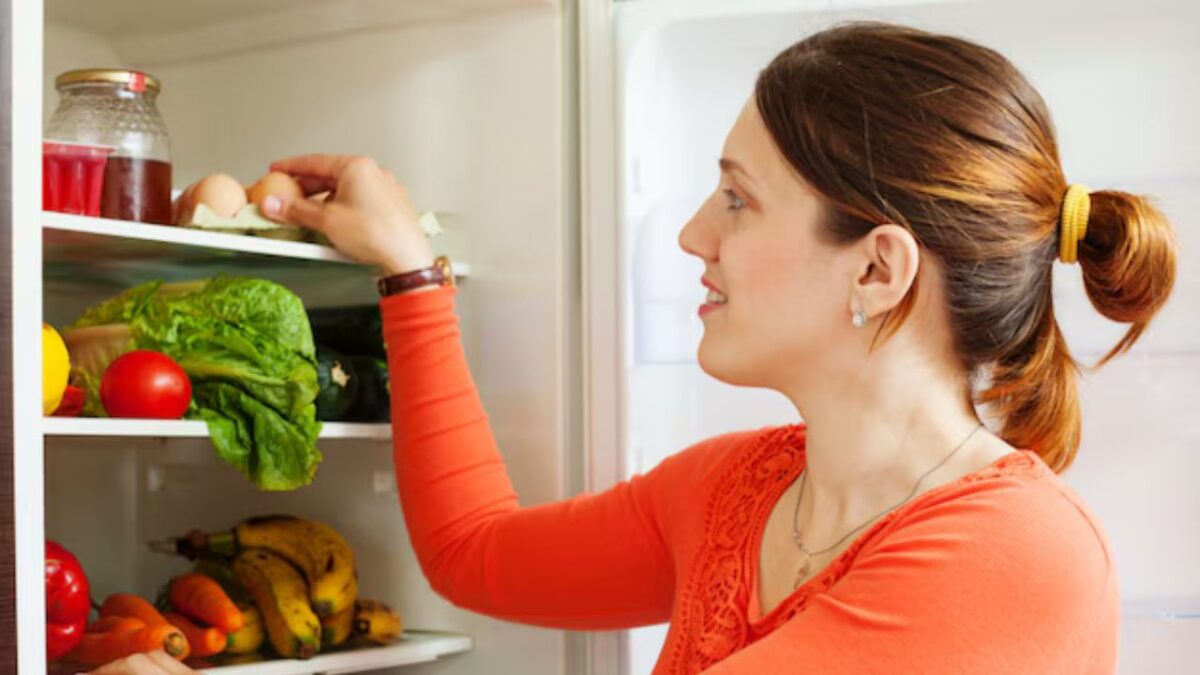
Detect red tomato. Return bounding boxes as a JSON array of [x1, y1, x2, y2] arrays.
[[100, 350, 192, 419]]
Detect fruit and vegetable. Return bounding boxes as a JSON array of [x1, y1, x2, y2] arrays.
[[170, 515, 358, 619], [45, 540, 90, 661], [315, 345, 359, 421], [43, 324, 71, 415], [64, 276, 323, 490], [308, 305, 392, 422], [155, 514, 401, 662], [69, 615, 188, 666], [51, 385, 85, 417], [168, 573, 245, 634], [48, 515, 404, 668], [345, 356, 390, 422], [99, 350, 192, 419]]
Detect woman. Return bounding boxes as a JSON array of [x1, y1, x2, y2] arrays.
[[96, 22, 1175, 675]]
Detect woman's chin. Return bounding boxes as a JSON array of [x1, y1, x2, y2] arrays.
[[697, 340, 751, 386]]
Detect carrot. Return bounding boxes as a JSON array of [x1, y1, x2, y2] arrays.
[[165, 611, 227, 658], [68, 616, 190, 666], [87, 616, 145, 634], [99, 593, 171, 627], [169, 573, 244, 633]]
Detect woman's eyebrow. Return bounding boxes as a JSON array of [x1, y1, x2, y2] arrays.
[[718, 157, 760, 190]]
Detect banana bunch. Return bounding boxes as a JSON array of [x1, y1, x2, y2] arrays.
[[172, 515, 358, 618], [232, 549, 322, 659], [235, 516, 358, 618], [165, 515, 404, 659]]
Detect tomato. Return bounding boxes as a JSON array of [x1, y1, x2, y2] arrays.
[[100, 351, 192, 419]]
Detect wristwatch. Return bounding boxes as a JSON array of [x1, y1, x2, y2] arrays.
[[377, 255, 455, 297]]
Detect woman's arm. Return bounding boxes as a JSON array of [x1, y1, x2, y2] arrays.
[[263, 154, 700, 629], [382, 286, 697, 628], [702, 482, 1118, 674]]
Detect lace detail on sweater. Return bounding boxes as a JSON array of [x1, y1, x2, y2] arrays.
[[669, 426, 806, 674], [667, 427, 1041, 674]]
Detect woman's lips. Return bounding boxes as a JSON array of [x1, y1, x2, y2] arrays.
[[700, 277, 727, 317]]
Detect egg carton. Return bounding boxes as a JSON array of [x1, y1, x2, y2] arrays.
[[182, 204, 444, 243]]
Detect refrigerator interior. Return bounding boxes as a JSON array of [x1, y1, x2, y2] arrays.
[[37, 1, 574, 674], [615, 0, 1200, 673]]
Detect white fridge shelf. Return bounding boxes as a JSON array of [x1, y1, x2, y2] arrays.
[[43, 418, 391, 441], [43, 212, 470, 275], [196, 633, 473, 675], [49, 632, 472, 675], [45, 211, 357, 265]]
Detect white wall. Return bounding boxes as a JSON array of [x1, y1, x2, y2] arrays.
[[618, 2, 1200, 673]]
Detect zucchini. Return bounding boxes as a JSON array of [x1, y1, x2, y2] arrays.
[[315, 345, 359, 421], [346, 356, 390, 422]]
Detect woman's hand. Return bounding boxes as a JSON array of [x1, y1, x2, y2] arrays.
[[88, 651, 195, 674], [262, 154, 435, 276]]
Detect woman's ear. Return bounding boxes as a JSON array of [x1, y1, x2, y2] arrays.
[[850, 224, 920, 319]]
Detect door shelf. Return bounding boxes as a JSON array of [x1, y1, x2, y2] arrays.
[[50, 631, 472, 675], [44, 417, 391, 441]]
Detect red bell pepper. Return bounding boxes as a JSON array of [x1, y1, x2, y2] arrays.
[[51, 385, 85, 417], [46, 540, 91, 661]]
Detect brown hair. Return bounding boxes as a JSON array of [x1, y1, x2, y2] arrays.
[[755, 22, 1177, 472]]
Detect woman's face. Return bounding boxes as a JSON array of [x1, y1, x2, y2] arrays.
[[678, 98, 861, 389]]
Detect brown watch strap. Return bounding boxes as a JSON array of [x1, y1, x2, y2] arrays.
[[377, 255, 454, 296]]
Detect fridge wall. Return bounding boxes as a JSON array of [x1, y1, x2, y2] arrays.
[[616, 1, 1200, 672], [43, 4, 574, 674]]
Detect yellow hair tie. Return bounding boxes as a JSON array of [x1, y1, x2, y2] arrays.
[[1058, 184, 1091, 264]]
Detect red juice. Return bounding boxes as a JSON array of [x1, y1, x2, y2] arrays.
[[42, 141, 113, 216], [100, 156, 173, 225]]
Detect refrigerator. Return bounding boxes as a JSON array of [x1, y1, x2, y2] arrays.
[[6, 1, 1198, 674], [610, 1, 1200, 674], [15, 1, 588, 674]]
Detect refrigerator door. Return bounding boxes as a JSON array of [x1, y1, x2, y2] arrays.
[[613, 1, 1200, 672]]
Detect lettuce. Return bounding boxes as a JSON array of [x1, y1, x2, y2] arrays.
[[68, 277, 323, 490]]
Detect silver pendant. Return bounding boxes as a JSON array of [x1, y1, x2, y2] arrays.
[[793, 549, 812, 589]]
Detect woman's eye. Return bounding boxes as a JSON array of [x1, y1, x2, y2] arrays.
[[723, 188, 745, 212]]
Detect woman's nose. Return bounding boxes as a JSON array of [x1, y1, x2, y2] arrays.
[[678, 205, 714, 261]]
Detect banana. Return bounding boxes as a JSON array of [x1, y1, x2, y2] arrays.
[[233, 515, 358, 617], [353, 599, 404, 645], [232, 549, 321, 659], [224, 603, 265, 655], [319, 605, 355, 648]]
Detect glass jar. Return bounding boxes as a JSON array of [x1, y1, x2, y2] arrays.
[[46, 69, 173, 225]]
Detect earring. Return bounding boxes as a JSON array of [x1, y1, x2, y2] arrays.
[[852, 309, 867, 328]]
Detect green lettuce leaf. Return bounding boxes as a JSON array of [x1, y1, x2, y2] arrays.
[[69, 277, 323, 490]]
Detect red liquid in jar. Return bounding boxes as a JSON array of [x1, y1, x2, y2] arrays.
[[100, 156, 173, 225], [42, 142, 112, 216]]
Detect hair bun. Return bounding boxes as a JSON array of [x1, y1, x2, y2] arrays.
[[1075, 189, 1177, 364]]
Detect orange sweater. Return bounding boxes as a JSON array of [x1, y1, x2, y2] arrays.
[[382, 287, 1120, 674]]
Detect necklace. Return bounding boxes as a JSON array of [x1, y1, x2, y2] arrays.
[[789, 422, 984, 589]]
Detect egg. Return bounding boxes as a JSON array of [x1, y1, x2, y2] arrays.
[[188, 173, 247, 219], [246, 171, 304, 208]]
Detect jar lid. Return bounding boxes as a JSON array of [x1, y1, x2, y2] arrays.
[[55, 69, 161, 94]]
